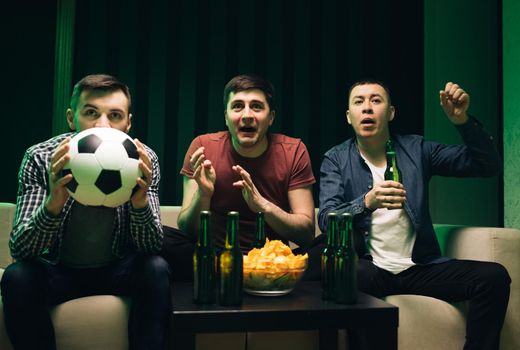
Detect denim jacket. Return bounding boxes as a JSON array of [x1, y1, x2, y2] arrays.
[[318, 117, 501, 264]]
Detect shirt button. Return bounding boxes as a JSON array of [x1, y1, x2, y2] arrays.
[[364, 231, 369, 236], [368, 185, 373, 189]]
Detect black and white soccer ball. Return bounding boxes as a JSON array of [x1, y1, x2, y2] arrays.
[[62, 127, 142, 207]]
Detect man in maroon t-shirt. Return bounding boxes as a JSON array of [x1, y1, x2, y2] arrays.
[[161, 74, 316, 280]]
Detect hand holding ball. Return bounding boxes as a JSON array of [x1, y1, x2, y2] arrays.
[[62, 128, 142, 207]]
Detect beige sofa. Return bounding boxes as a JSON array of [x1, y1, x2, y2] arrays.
[[0, 202, 519, 350]]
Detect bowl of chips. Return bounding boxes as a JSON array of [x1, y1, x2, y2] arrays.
[[243, 239, 308, 296]]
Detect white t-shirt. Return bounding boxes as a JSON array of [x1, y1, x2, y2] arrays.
[[363, 156, 416, 274]]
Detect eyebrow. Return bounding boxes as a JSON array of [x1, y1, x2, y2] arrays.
[[230, 99, 265, 105], [81, 104, 125, 113], [352, 93, 384, 100]]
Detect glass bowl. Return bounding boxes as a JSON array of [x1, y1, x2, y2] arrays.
[[243, 264, 307, 296]]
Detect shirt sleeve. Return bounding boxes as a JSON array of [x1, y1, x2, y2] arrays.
[[317, 151, 373, 234], [129, 145, 163, 253], [427, 116, 501, 178], [9, 148, 65, 260], [288, 141, 316, 190]]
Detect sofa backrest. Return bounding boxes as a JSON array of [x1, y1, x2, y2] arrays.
[[0, 203, 15, 268]]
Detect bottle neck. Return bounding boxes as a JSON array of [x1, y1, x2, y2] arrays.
[[199, 214, 211, 247], [341, 218, 353, 249], [255, 213, 265, 241], [226, 215, 239, 248], [326, 217, 338, 247]]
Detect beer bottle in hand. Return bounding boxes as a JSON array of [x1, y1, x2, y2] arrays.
[[219, 211, 243, 306], [193, 211, 216, 304], [321, 212, 338, 300], [335, 212, 357, 304], [384, 139, 402, 182], [251, 212, 266, 249]]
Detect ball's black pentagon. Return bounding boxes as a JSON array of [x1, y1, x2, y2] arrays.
[[78, 134, 103, 154], [122, 139, 139, 160], [131, 175, 146, 197], [95, 169, 122, 194], [63, 169, 78, 193]]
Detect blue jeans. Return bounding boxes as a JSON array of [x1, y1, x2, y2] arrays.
[[1, 254, 171, 350]]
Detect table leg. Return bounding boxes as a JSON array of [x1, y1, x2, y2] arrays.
[[319, 328, 338, 350], [170, 331, 195, 350], [346, 327, 397, 350]]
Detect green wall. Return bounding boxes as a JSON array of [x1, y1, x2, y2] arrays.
[[424, 1, 500, 226], [503, 0, 520, 229]]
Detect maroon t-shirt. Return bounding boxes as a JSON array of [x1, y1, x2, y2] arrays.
[[181, 132, 315, 251]]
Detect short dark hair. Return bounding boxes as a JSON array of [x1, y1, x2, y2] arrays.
[[347, 79, 392, 105], [223, 74, 275, 111], [70, 74, 131, 113]]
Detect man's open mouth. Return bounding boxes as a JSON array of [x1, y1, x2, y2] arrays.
[[361, 118, 376, 125], [239, 127, 257, 133]]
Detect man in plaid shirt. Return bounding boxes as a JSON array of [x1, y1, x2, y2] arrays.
[[0, 74, 170, 350]]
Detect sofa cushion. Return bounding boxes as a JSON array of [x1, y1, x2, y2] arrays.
[[385, 294, 466, 350]]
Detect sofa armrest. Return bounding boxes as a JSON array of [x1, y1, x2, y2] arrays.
[[434, 224, 520, 350], [0, 203, 16, 269]]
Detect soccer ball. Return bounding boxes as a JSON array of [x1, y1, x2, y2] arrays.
[[62, 128, 142, 208]]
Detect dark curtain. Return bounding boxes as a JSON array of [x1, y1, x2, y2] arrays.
[[1, 0, 423, 205]]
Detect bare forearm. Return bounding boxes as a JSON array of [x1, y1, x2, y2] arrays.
[[263, 202, 314, 248], [178, 190, 211, 238]]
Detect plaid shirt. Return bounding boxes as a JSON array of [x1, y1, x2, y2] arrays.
[[9, 132, 163, 264]]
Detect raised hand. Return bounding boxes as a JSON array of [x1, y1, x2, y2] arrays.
[[131, 138, 152, 209], [190, 146, 216, 198], [439, 82, 470, 125], [232, 165, 270, 213], [45, 137, 73, 215]]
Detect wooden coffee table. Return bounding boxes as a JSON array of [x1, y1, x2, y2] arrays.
[[170, 281, 398, 350]]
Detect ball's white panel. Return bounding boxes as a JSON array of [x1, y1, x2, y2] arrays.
[[120, 159, 142, 188], [70, 184, 105, 206], [93, 127, 129, 143], [95, 142, 127, 170], [66, 127, 140, 208], [103, 187, 133, 208], [69, 154, 102, 185]]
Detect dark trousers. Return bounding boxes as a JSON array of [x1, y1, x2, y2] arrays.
[[304, 235, 511, 350], [357, 258, 510, 350], [0, 254, 171, 350], [160, 225, 196, 282]]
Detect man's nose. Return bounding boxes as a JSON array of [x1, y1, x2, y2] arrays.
[[95, 114, 111, 127], [242, 109, 254, 123], [362, 101, 373, 114]]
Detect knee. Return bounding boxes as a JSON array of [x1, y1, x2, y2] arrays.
[[139, 255, 171, 284], [478, 262, 511, 296], [1, 261, 46, 301], [485, 262, 511, 288]]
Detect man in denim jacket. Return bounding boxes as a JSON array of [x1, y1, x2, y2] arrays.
[[318, 80, 510, 350]]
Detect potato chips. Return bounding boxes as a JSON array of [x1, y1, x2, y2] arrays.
[[243, 239, 308, 293], [243, 239, 308, 271]]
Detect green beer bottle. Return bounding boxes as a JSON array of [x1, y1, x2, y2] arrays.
[[321, 212, 338, 300], [335, 212, 358, 304], [384, 139, 402, 182], [193, 211, 216, 304], [251, 212, 266, 249], [219, 211, 243, 306]]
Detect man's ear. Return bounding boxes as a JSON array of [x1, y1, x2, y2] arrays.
[[389, 106, 395, 122], [66, 109, 76, 130], [126, 113, 132, 133], [346, 110, 352, 125]]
